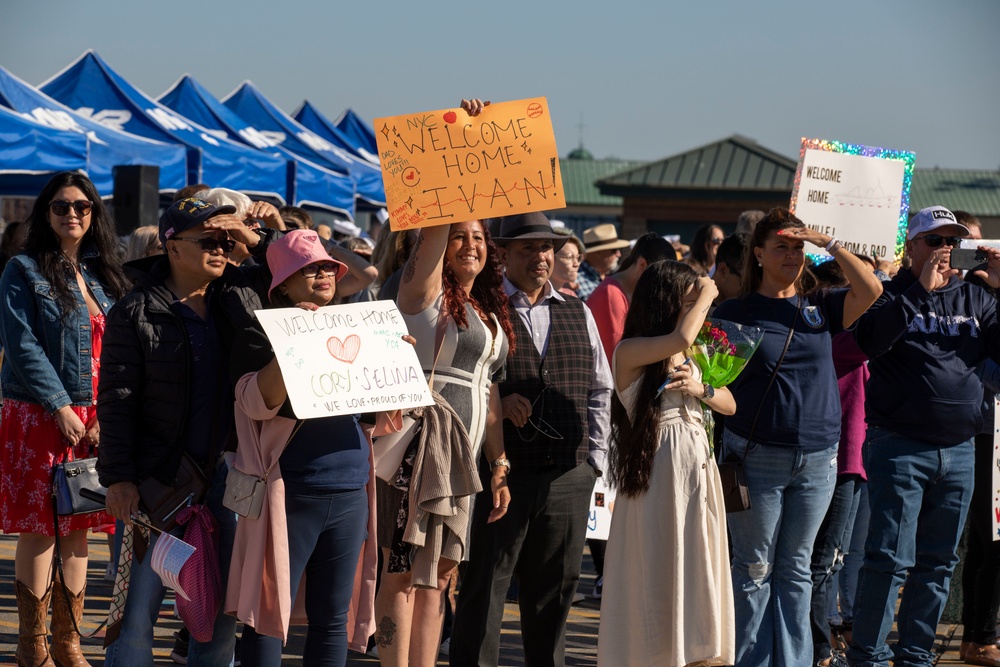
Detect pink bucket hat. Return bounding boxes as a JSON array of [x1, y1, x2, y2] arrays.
[[267, 229, 348, 302]]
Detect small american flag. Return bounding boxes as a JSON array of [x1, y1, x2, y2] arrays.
[[150, 532, 197, 601]]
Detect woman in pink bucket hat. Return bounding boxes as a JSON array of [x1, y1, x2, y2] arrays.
[[226, 229, 394, 666]]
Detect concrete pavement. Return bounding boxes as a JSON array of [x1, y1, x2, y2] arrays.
[[0, 532, 971, 665]]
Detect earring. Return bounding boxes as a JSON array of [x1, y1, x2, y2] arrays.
[[758, 261, 762, 267]]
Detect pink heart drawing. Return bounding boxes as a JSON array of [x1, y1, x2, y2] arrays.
[[326, 334, 361, 364]]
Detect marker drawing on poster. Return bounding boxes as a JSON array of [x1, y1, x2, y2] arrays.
[[254, 301, 433, 419], [374, 97, 565, 231], [789, 138, 916, 264]]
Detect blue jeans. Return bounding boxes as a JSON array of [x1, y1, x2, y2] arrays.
[[846, 427, 974, 667], [240, 486, 369, 667], [811, 474, 863, 662], [723, 429, 837, 667], [839, 480, 869, 626], [105, 461, 237, 667]]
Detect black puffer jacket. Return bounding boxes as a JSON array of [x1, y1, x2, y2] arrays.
[[97, 250, 274, 488]]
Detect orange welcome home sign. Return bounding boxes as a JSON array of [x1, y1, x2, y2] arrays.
[[374, 97, 564, 230]]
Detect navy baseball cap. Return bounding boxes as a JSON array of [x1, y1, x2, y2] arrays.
[[159, 198, 236, 244]]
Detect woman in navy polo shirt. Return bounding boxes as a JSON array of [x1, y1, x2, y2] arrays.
[[713, 208, 882, 667]]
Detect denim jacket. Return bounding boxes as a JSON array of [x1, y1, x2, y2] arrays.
[[0, 249, 115, 412]]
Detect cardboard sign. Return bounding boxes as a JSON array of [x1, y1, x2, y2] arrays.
[[254, 302, 433, 419], [374, 97, 565, 230], [790, 138, 916, 263], [587, 476, 616, 541]]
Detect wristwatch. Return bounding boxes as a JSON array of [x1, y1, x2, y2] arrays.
[[491, 457, 512, 473], [703, 383, 715, 400]]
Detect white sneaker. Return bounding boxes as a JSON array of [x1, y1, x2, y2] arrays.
[[591, 575, 603, 599]]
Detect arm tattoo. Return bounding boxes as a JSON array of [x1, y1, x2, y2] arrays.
[[375, 615, 397, 647], [402, 232, 425, 284]]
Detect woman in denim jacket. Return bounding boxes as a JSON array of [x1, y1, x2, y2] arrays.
[[0, 171, 128, 667]]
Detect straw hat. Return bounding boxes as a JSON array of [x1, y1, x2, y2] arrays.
[[583, 224, 630, 253]]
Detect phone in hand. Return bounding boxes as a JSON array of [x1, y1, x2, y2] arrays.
[[950, 247, 988, 271]]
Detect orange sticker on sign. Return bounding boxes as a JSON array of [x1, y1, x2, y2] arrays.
[[374, 97, 564, 231]]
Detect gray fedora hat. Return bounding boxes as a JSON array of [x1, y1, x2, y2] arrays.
[[491, 212, 568, 250]]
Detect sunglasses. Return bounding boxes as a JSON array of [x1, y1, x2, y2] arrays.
[[915, 234, 962, 248], [710, 238, 724, 245], [300, 262, 340, 279], [49, 200, 93, 217], [519, 386, 564, 442], [171, 236, 237, 253]]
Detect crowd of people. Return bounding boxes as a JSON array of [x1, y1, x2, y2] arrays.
[[2, 100, 1000, 667]]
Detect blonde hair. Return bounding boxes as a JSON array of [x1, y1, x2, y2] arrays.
[[125, 225, 162, 262]]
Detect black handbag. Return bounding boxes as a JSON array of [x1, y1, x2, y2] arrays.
[[721, 299, 800, 513], [52, 457, 104, 516], [137, 453, 209, 533]]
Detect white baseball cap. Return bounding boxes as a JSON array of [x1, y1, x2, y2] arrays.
[[907, 206, 969, 240]]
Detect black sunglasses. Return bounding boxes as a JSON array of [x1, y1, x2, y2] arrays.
[[171, 236, 237, 253], [300, 262, 340, 279], [915, 234, 962, 248], [49, 200, 93, 217]]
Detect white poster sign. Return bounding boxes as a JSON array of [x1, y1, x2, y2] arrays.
[[993, 397, 1000, 541], [790, 138, 915, 263], [254, 302, 433, 419], [587, 476, 616, 541]]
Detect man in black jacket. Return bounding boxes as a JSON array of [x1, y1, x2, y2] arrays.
[[98, 198, 270, 666], [848, 206, 1000, 667]]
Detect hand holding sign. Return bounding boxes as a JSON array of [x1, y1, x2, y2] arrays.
[[375, 97, 564, 231], [255, 301, 433, 419]]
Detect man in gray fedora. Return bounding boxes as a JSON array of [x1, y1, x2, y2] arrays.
[[450, 212, 612, 667]]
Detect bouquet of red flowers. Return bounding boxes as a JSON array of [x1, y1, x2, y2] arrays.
[[688, 319, 764, 388], [687, 319, 764, 445]]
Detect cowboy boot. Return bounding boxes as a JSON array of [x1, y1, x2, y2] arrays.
[[14, 580, 55, 667], [49, 577, 92, 667]]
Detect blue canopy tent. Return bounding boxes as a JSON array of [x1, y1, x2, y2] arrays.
[[40, 51, 289, 202], [292, 101, 379, 165], [295, 102, 379, 164], [0, 66, 187, 196], [158, 75, 355, 218], [0, 103, 90, 196], [222, 82, 385, 208]]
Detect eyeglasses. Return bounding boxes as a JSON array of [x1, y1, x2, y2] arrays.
[[171, 236, 237, 253], [915, 234, 962, 248], [520, 386, 564, 442], [300, 262, 340, 278], [555, 253, 582, 265], [49, 200, 93, 217]]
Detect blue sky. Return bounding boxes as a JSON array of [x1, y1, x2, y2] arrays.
[[2, 0, 997, 170]]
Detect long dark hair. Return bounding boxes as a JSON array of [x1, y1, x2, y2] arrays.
[[22, 172, 128, 316], [689, 223, 723, 269], [609, 260, 699, 496], [738, 207, 816, 297], [441, 223, 516, 355]]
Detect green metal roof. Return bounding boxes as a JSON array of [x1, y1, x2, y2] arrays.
[[560, 155, 646, 206], [598, 135, 797, 194], [910, 169, 1000, 217]]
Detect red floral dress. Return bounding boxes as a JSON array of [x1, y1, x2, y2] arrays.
[[0, 313, 114, 536]]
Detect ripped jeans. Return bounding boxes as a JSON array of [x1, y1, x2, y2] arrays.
[[723, 429, 837, 667]]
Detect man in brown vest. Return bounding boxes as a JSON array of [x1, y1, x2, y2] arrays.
[[450, 212, 612, 667]]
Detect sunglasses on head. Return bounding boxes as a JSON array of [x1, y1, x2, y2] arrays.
[[916, 234, 962, 248], [49, 200, 93, 217], [171, 236, 237, 253], [300, 262, 340, 279]]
